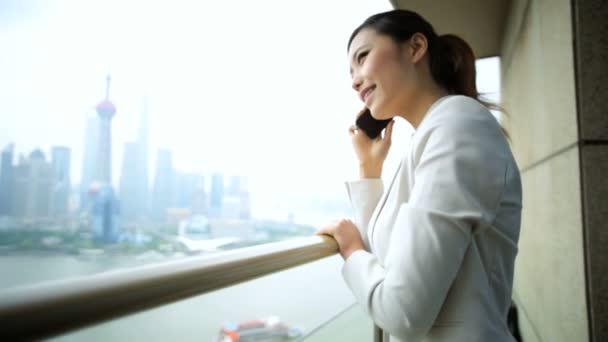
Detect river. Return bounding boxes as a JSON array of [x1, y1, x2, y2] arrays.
[[0, 253, 371, 341]]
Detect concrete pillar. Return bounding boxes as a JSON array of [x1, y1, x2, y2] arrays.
[[502, 0, 608, 340], [572, 0, 608, 340]]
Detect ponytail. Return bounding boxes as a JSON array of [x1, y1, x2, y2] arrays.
[[431, 34, 477, 98], [432, 35, 508, 134], [430, 34, 502, 112]]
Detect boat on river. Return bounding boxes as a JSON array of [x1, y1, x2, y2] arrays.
[[216, 316, 303, 342]]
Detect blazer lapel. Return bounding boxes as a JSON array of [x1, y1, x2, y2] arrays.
[[368, 159, 403, 251]]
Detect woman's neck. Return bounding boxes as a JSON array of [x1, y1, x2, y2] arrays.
[[397, 83, 449, 129]]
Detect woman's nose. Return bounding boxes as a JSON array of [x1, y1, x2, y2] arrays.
[[351, 75, 363, 92]]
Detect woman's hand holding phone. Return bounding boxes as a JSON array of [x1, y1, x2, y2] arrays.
[[350, 108, 395, 179]]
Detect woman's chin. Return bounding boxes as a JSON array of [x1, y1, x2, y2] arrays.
[[370, 109, 390, 121]]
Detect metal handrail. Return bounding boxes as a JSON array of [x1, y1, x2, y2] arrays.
[[0, 235, 338, 341]]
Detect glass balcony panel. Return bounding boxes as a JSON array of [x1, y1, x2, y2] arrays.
[[303, 303, 372, 342], [49, 255, 355, 342]]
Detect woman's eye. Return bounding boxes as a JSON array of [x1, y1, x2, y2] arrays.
[[357, 51, 369, 64]]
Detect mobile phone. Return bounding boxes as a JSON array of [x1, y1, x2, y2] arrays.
[[355, 109, 391, 139]]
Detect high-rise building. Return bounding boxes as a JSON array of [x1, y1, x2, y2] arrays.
[[239, 177, 251, 220], [192, 175, 207, 216], [12, 150, 53, 219], [50, 146, 71, 218], [119, 96, 150, 221], [0, 144, 14, 216], [228, 175, 242, 196], [222, 175, 251, 220], [11, 154, 27, 219], [151, 149, 174, 220], [119, 142, 139, 220], [173, 172, 198, 210], [135, 96, 150, 217], [80, 115, 99, 209], [209, 173, 224, 218]]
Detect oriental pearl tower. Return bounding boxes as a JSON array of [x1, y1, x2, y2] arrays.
[[96, 75, 116, 183], [89, 75, 120, 243]]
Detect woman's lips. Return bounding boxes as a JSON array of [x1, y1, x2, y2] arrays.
[[359, 85, 376, 103], [363, 87, 375, 105]]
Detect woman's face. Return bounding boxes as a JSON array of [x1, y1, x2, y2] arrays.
[[348, 28, 417, 120]]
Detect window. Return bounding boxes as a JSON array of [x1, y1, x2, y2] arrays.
[[476, 56, 502, 120]]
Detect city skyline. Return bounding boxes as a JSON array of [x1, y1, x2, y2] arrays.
[[0, 153, 254, 226], [0, 75, 256, 223]]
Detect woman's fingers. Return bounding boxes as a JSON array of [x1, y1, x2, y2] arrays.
[[316, 226, 329, 235], [350, 107, 368, 137], [316, 221, 336, 236]]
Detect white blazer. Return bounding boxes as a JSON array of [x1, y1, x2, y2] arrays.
[[342, 95, 522, 342]]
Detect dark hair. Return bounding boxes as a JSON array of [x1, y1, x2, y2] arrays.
[[348, 10, 508, 136]]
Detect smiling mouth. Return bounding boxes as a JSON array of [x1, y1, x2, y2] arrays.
[[362, 86, 376, 103]]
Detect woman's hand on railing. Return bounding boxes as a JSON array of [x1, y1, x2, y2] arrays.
[[316, 219, 365, 260]]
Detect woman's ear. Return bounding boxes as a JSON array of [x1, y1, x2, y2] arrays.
[[408, 33, 429, 64]]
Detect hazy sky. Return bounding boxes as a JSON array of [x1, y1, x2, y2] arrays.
[[0, 0, 499, 223]]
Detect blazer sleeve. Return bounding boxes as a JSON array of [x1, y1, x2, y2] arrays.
[[341, 114, 507, 341], [345, 179, 384, 251]]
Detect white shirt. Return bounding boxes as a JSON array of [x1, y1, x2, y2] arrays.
[[342, 95, 522, 342]]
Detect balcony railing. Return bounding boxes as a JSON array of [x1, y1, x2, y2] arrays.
[[0, 235, 385, 341]]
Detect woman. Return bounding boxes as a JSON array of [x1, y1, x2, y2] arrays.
[[317, 9, 522, 342]]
